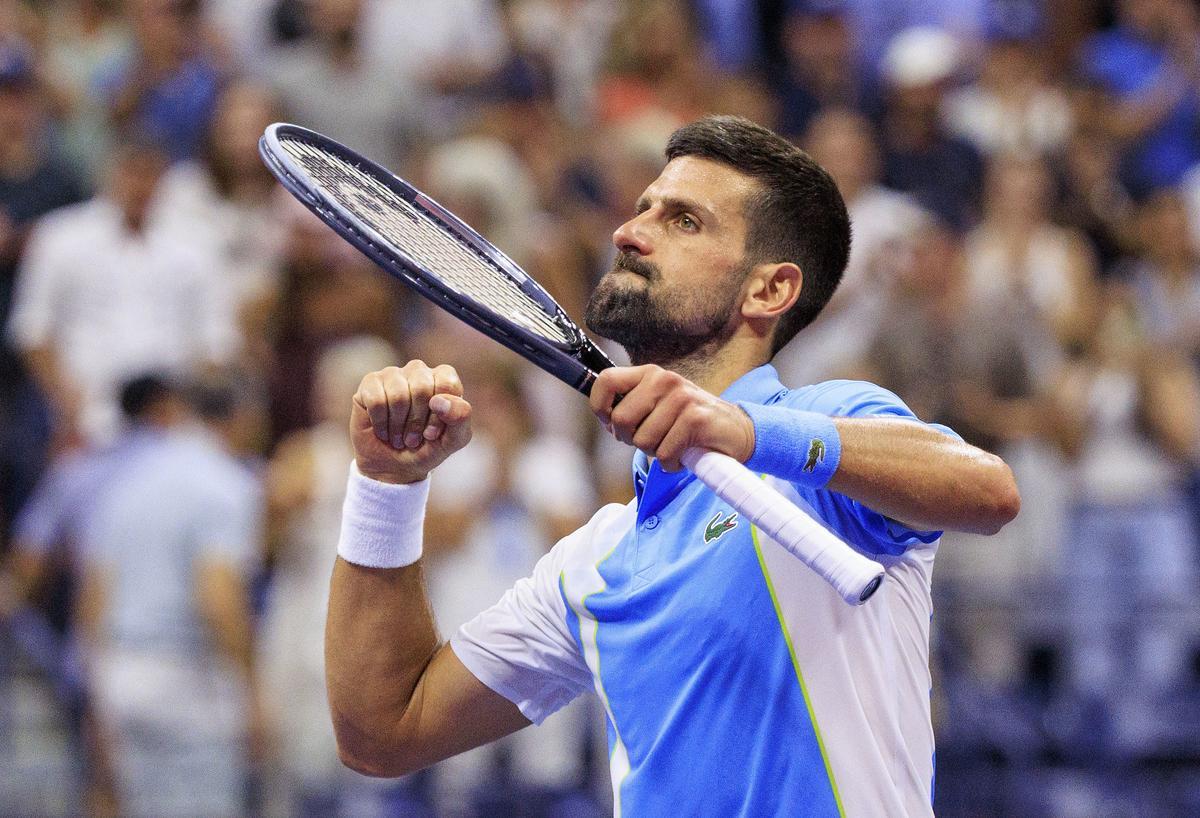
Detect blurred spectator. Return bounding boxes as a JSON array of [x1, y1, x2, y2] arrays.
[[359, 0, 507, 121], [1077, 0, 1200, 196], [689, 0, 766, 73], [423, 358, 600, 816], [774, 107, 926, 385], [7, 135, 238, 444], [965, 153, 1098, 376], [0, 42, 84, 537], [265, 201, 405, 442], [100, 0, 223, 162], [1057, 126, 1138, 272], [202, 0, 276, 76], [267, 0, 417, 171], [78, 370, 264, 818], [878, 26, 984, 228], [258, 335, 397, 816], [154, 81, 288, 354], [3, 374, 188, 814], [1120, 189, 1200, 362], [39, 0, 132, 184], [598, 0, 710, 126], [942, 15, 1074, 158], [6, 375, 182, 632], [1055, 285, 1200, 751], [506, 0, 619, 126], [773, 1, 865, 139]]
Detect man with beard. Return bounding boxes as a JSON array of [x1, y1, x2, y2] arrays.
[[324, 116, 1020, 817]]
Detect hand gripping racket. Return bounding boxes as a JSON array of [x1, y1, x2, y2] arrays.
[[259, 123, 884, 605]]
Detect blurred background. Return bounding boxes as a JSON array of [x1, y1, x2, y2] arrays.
[[0, 0, 1198, 815]]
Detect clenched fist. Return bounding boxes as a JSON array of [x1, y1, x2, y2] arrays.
[[351, 361, 472, 484]]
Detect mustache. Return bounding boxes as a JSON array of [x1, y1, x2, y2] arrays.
[[610, 251, 661, 282]]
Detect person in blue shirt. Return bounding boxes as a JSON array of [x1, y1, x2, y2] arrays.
[[325, 115, 1020, 816]]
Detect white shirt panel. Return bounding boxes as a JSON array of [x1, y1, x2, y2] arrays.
[[450, 501, 634, 724]]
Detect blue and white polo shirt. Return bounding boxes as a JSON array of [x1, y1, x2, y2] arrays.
[[451, 364, 949, 817]]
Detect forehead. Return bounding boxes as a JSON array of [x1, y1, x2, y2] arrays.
[[640, 155, 760, 222]]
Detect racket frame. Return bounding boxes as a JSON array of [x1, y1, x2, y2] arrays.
[[259, 123, 615, 394]]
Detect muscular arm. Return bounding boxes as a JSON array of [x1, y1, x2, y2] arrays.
[[591, 365, 1020, 538], [327, 560, 529, 776], [828, 417, 1019, 535], [326, 361, 529, 778]]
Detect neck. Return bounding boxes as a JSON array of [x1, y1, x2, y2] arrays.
[[645, 333, 770, 396]]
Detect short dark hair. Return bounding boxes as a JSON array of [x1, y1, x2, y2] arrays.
[[665, 115, 851, 356], [119, 373, 176, 420]]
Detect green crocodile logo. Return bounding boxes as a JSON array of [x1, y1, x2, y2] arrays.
[[802, 438, 825, 473], [704, 511, 739, 543]]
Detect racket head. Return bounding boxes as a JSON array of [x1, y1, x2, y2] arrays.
[[259, 123, 614, 392]]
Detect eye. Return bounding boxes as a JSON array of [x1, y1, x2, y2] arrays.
[[677, 214, 699, 231]]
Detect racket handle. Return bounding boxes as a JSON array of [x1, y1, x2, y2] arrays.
[[681, 448, 885, 605]]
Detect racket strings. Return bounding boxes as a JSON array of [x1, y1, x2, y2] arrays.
[[279, 137, 571, 345]]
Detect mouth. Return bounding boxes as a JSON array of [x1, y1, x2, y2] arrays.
[[610, 252, 657, 281]]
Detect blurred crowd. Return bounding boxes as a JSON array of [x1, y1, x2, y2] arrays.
[[0, 0, 1198, 815]]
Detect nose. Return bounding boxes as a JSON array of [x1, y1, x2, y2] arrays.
[[612, 212, 652, 256]]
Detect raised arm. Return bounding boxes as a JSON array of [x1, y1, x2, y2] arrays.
[[326, 361, 529, 778], [590, 365, 1020, 537]]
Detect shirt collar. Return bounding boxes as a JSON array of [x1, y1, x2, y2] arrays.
[[630, 363, 788, 507]]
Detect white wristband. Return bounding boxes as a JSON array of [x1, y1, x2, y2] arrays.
[[336, 461, 430, 568]]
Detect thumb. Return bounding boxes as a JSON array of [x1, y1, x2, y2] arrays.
[[427, 394, 473, 450], [430, 393, 471, 425]]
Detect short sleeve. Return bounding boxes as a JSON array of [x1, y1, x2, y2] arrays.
[[783, 380, 961, 556], [451, 524, 593, 725]]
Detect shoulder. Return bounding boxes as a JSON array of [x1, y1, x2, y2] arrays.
[[540, 500, 636, 572], [27, 199, 110, 244], [779, 379, 917, 419]]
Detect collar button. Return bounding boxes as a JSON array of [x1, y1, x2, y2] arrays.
[[644, 515, 660, 530]]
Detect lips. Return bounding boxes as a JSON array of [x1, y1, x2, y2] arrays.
[[611, 252, 657, 281]]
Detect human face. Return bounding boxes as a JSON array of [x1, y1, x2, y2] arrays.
[[585, 156, 759, 365]]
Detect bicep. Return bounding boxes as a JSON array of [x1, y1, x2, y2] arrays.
[[383, 644, 531, 774]]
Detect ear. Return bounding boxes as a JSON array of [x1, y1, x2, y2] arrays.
[[741, 262, 802, 321]]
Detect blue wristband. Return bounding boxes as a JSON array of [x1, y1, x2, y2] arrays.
[[736, 401, 842, 489]]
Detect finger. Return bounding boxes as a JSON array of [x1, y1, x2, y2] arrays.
[[608, 372, 675, 445], [354, 372, 391, 443], [429, 393, 471, 425], [430, 394, 472, 449], [590, 365, 655, 424], [402, 361, 435, 449], [425, 365, 464, 441], [629, 395, 686, 461], [379, 367, 411, 450], [656, 408, 700, 472]]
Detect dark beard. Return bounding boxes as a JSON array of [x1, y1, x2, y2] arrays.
[[584, 252, 742, 366]]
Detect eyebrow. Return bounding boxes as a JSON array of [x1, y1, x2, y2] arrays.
[[635, 195, 717, 225]]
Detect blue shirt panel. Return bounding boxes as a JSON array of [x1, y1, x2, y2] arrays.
[[588, 480, 840, 817], [575, 366, 955, 815]]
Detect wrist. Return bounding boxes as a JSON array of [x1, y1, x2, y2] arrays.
[[736, 401, 842, 488], [355, 456, 429, 486], [337, 461, 430, 567]]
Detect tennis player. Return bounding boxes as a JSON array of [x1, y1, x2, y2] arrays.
[[327, 116, 1020, 817]]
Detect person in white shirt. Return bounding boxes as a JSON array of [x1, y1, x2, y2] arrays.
[[7, 135, 238, 443]]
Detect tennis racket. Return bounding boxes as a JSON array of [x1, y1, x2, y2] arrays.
[[259, 123, 884, 605]]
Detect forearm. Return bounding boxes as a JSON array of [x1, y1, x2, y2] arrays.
[[325, 466, 443, 773], [326, 557, 441, 772], [738, 401, 1019, 535], [828, 418, 1019, 534]]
